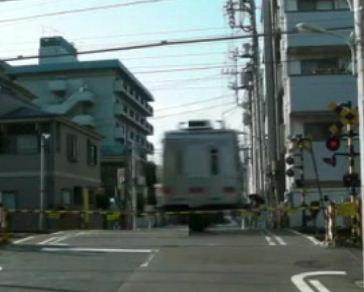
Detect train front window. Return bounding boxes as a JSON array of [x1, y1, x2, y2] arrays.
[[210, 148, 219, 175], [176, 149, 183, 175]]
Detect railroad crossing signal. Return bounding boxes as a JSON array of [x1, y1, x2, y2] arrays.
[[285, 155, 295, 177], [343, 172, 360, 188], [328, 101, 359, 126], [326, 136, 341, 151]]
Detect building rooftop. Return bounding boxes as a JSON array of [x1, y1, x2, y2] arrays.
[[6, 59, 154, 101], [0, 106, 57, 120]]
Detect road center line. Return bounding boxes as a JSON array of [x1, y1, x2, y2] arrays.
[[13, 236, 35, 244], [309, 280, 331, 292], [42, 247, 154, 253]]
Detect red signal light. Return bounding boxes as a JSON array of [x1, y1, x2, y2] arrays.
[[326, 136, 340, 151]]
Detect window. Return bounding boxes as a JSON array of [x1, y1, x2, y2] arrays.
[[130, 131, 134, 140], [66, 134, 78, 162], [176, 150, 184, 175], [316, 0, 334, 10], [297, 0, 344, 11], [210, 148, 219, 175], [87, 140, 98, 166], [2, 191, 17, 209], [300, 57, 351, 75], [61, 189, 72, 206], [17, 135, 38, 154], [304, 122, 332, 141], [336, 0, 349, 9]]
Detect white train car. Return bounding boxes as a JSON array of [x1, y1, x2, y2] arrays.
[[161, 120, 244, 222]]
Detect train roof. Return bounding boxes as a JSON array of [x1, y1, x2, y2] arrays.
[[164, 128, 238, 137]]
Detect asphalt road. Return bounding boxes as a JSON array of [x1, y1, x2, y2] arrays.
[[0, 226, 362, 292]]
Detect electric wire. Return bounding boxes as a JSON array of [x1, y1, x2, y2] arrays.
[[2, 26, 354, 62], [152, 101, 235, 119], [0, 0, 172, 24], [155, 94, 232, 111]]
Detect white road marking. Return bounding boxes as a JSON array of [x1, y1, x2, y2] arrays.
[[309, 280, 331, 292], [140, 250, 159, 268], [268, 231, 287, 246], [291, 230, 324, 246], [42, 247, 154, 253], [51, 231, 64, 236], [291, 271, 347, 292], [265, 236, 276, 246], [0, 266, 3, 271], [13, 236, 35, 245], [38, 237, 60, 245]]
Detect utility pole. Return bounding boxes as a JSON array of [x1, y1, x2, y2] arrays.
[[249, 0, 265, 199], [224, 0, 264, 198], [262, 0, 278, 211], [39, 133, 50, 231], [131, 143, 137, 231], [353, 0, 364, 286]]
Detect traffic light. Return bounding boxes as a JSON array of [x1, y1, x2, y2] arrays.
[[343, 172, 360, 188], [326, 136, 340, 151], [286, 167, 295, 177], [285, 156, 294, 165], [285, 155, 295, 177]]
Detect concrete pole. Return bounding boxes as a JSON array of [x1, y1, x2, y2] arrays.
[[353, 0, 364, 285], [131, 144, 137, 230], [39, 135, 45, 231], [250, 0, 265, 198], [262, 0, 278, 212]]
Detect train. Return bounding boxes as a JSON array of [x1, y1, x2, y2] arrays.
[[158, 120, 245, 231]]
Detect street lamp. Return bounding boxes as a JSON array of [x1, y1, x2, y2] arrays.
[[39, 133, 50, 231], [295, 22, 356, 75]]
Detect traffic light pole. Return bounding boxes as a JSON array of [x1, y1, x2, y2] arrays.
[[298, 144, 307, 228]]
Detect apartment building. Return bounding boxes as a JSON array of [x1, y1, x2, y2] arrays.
[[262, 0, 357, 226], [5, 36, 154, 197]]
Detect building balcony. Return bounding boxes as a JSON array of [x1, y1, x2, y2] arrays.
[[114, 127, 125, 141], [113, 80, 153, 116], [288, 74, 357, 113], [114, 104, 153, 135], [283, 10, 353, 49], [48, 80, 67, 92], [146, 141, 154, 154], [71, 115, 96, 127]]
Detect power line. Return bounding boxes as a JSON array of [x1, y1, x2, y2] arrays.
[[155, 94, 232, 111], [3, 26, 353, 63], [0, 0, 172, 24], [150, 86, 229, 91], [152, 102, 235, 119], [133, 65, 230, 74]]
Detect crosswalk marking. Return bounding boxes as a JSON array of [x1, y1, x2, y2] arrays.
[[264, 235, 276, 246], [263, 231, 287, 246]]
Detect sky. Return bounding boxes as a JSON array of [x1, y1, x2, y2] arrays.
[[0, 0, 257, 163]]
